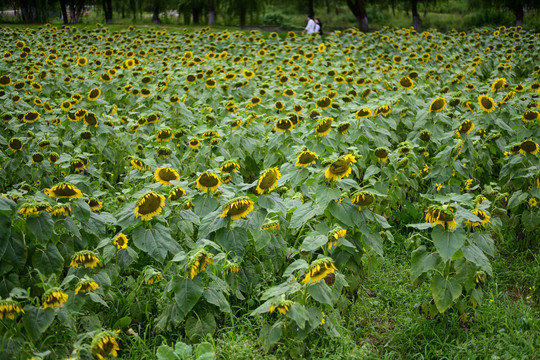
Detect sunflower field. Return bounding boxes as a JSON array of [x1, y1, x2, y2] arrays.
[[0, 24, 539, 359]]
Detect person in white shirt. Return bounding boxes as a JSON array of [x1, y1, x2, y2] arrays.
[[302, 14, 317, 34]]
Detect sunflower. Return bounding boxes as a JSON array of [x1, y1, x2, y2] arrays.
[[269, 299, 294, 315], [295, 149, 318, 167], [87, 198, 103, 211], [220, 160, 240, 173], [70, 158, 87, 173], [45, 183, 83, 199], [428, 98, 447, 112], [328, 227, 346, 250], [522, 110, 539, 123], [374, 147, 389, 162], [0, 75, 12, 86], [146, 269, 163, 284], [458, 119, 475, 135], [242, 70, 255, 79], [220, 196, 255, 220], [91, 331, 120, 360], [261, 219, 280, 231], [60, 100, 71, 111], [52, 204, 71, 217], [351, 190, 374, 210], [202, 131, 220, 139], [23, 110, 40, 123], [478, 94, 496, 112], [205, 78, 217, 88], [42, 288, 68, 309], [325, 154, 356, 182], [32, 152, 44, 163], [0, 298, 24, 320], [223, 262, 240, 276], [315, 117, 333, 136], [154, 167, 180, 185], [188, 249, 214, 279], [188, 138, 201, 149], [256, 167, 281, 194], [196, 172, 221, 192], [283, 88, 295, 97], [113, 233, 129, 249], [519, 139, 539, 155], [337, 122, 351, 134], [130, 158, 146, 171], [491, 78, 506, 92], [425, 205, 458, 230], [302, 257, 337, 284], [74, 279, 99, 294], [134, 192, 166, 221], [399, 76, 413, 89], [274, 118, 294, 132], [465, 209, 490, 228], [84, 112, 99, 127], [169, 187, 186, 201], [316, 96, 332, 110], [355, 108, 372, 118], [70, 250, 100, 269], [88, 88, 101, 101]]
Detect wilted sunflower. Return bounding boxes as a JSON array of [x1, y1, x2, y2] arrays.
[[75, 279, 99, 294], [428, 97, 447, 112], [522, 110, 539, 123], [70, 250, 100, 269], [168, 187, 186, 201], [465, 209, 490, 228], [351, 190, 375, 210], [87, 87, 101, 101], [8, 138, 24, 152], [134, 192, 166, 221], [374, 147, 389, 162], [519, 139, 539, 155], [156, 128, 173, 142], [302, 257, 338, 284], [0, 298, 24, 320], [87, 197, 103, 211], [84, 112, 99, 127], [223, 261, 240, 276], [52, 204, 71, 217], [32, 152, 44, 163], [295, 149, 318, 167], [220, 196, 255, 220], [491, 78, 506, 92], [269, 299, 294, 315], [91, 330, 120, 360], [196, 172, 221, 192], [399, 76, 413, 89], [316, 96, 332, 110], [45, 183, 83, 199], [113, 233, 129, 249], [188, 249, 213, 279], [23, 110, 40, 123], [315, 117, 333, 136], [154, 167, 180, 185], [42, 288, 69, 309], [328, 227, 346, 250], [70, 158, 87, 172], [261, 219, 280, 231], [337, 122, 351, 135], [478, 94, 496, 112], [256, 167, 281, 194], [188, 138, 200, 149], [274, 118, 294, 132], [202, 131, 220, 139], [458, 119, 475, 135], [355, 108, 372, 118], [220, 160, 240, 173], [0, 75, 12, 86], [130, 158, 145, 171], [425, 205, 458, 230], [325, 154, 356, 181]]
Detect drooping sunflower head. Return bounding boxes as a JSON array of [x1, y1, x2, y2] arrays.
[[188, 138, 201, 149], [295, 149, 318, 168], [156, 128, 174, 142], [130, 157, 146, 171], [202, 131, 220, 139], [75, 279, 99, 294], [220, 160, 240, 173], [274, 118, 294, 132], [519, 139, 539, 155], [23, 110, 40, 123], [196, 172, 221, 192], [70, 158, 88, 173], [429, 97, 447, 112], [52, 203, 71, 217], [325, 154, 356, 182], [478, 94, 496, 112], [8, 137, 23, 152], [269, 299, 294, 315], [91, 330, 120, 360], [337, 122, 351, 134], [44, 183, 83, 199], [356, 108, 372, 119], [315, 117, 333, 137], [328, 227, 346, 250], [42, 288, 69, 309], [134, 191, 166, 221], [0, 298, 24, 320], [32, 152, 45, 163], [169, 187, 187, 201], [261, 219, 280, 231], [399, 76, 413, 89], [465, 209, 491, 228], [425, 205, 457, 230], [374, 104, 391, 117], [351, 190, 375, 210], [522, 110, 539, 123], [256, 167, 281, 194], [458, 119, 475, 136], [188, 249, 214, 279], [316, 96, 332, 110], [491, 77, 506, 92], [154, 167, 180, 186], [374, 147, 389, 162], [302, 257, 337, 284], [220, 196, 255, 220], [70, 250, 100, 269]]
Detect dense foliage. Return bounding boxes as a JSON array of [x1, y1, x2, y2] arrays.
[[0, 24, 539, 359]]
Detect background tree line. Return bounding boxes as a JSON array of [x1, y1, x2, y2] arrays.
[[1, 0, 538, 31]]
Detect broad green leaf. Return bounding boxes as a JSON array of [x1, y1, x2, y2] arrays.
[[22, 306, 55, 342], [0, 215, 11, 257], [3, 233, 27, 268], [301, 234, 328, 252], [289, 202, 316, 229], [431, 274, 462, 313], [411, 246, 441, 281], [214, 227, 248, 257], [260, 322, 283, 353], [462, 243, 492, 275], [132, 223, 172, 262], [431, 227, 466, 262], [507, 190, 528, 209], [26, 212, 54, 243], [203, 288, 230, 313], [308, 281, 333, 305], [363, 165, 380, 180], [193, 195, 219, 217], [288, 302, 310, 329], [198, 210, 227, 238], [471, 232, 494, 257], [282, 259, 308, 279], [185, 313, 216, 341], [32, 243, 64, 276], [0, 197, 15, 215], [327, 200, 355, 227], [172, 277, 204, 321]]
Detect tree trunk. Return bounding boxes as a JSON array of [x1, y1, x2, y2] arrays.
[[308, 0, 314, 16], [103, 0, 113, 24], [513, 4, 524, 27], [356, 15, 368, 32], [239, 5, 246, 28], [20, 0, 33, 22], [192, 6, 200, 24], [346, 0, 368, 32], [411, 0, 421, 32], [60, 0, 69, 24], [208, 0, 215, 25], [152, 0, 160, 24]]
